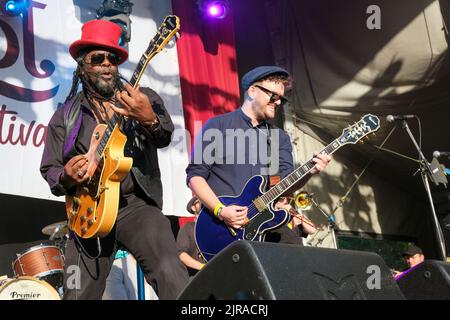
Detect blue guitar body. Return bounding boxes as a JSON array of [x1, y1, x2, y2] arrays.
[[195, 175, 290, 262]]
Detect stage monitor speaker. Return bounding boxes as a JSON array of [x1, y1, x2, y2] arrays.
[[396, 260, 450, 300], [178, 241, 404, 300]]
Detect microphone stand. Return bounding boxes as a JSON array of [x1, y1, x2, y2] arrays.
[[400, 120, 447, 261], [310, 196, 338, 249]]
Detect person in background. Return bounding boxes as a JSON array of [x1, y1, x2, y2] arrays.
[[176, 196, 206, 277], [402, 244, 425, 269], [392, 244, 425, 277], [264, 196, 318, 245]]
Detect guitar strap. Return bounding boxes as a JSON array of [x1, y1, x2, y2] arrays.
[[63, 92, 84, 160], [266, 123, 273, 191], [265, 124, 282, 191], [253, 121, 277, 191]]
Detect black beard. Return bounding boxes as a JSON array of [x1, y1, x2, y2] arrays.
[[85, 72, 117, 98]]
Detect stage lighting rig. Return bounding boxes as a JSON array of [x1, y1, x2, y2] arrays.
[[0, 0, 30, 17], [96, 0, 133, 46]]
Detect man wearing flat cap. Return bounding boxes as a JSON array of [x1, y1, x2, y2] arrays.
[[402, 244, 425, 269], [186, 66, 331, 251], [393, 244, 426, 277], [40, 20, 188, 300]]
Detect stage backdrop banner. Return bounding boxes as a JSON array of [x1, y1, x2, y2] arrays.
[[0, 0, 192, 216]]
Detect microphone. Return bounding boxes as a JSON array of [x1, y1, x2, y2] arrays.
[[386, 114, 415, 122], [433, 151, 450, 158]]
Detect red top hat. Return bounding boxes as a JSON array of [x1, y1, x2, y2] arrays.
[[69, 20, 128, 64]]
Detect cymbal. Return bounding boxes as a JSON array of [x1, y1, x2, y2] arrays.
[[42, 221, 68, 239]]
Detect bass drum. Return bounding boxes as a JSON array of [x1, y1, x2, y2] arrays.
[[0, 277, 60, 300]]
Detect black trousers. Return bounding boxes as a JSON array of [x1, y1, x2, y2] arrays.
[[62, 194, 189, 300]]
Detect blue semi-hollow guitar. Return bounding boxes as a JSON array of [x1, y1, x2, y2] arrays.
[[195, 114, 380, 261]]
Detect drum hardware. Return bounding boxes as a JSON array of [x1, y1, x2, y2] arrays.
[[41, 221, 69, 240], [16, 257, 26, 276]]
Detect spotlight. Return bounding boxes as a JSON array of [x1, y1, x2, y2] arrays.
[[96, 0, 133, 46], [198, 0, 230, 20], [0, 0, 30, 17]]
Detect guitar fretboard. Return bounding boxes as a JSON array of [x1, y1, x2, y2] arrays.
[[95, 114, 121, 159], [254, 113, 380, 209], [257, 139, 341, 207]]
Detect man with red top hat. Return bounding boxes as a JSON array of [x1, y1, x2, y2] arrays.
[[40, 19, 189, 300]]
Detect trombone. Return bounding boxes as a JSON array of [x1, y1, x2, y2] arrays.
[[293, 191, 314, 211], [285, 191, 317, 229], [290, 191, 338, 249]]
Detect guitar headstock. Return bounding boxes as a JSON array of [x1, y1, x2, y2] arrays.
[[144, 15, 180, 59], [338, 114, 380, 145], [130, 15, 180, 88]]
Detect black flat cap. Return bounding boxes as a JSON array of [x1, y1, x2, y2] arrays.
[[241, 66, 290, 91], [402, 244, 423, 257]]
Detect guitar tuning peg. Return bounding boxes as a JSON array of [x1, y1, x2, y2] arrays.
[[175, 32, 181, 39]]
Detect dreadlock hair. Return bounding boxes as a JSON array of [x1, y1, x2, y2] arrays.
[[64, 54, 86, 103]]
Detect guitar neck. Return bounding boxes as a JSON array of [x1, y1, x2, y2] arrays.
[[94, 15, 180, 159], [95, 41, 154, 158], [130, 52, 153, 89], [254, 113, 380, 209], [258, 139, 342, 206]]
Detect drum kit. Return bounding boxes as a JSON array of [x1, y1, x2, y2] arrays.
[[0, 221, 69, 300]]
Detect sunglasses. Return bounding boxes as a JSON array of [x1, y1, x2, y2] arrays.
[[254, 85, 289, 105], [86, 52, 121, 65]]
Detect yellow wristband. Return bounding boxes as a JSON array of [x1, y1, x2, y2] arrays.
[[213, 202, 224, 218]]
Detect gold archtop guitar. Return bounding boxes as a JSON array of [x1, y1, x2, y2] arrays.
[[66, 15, 181, 238]]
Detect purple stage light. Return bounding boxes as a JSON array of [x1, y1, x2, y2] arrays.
[[203, 1, 228, 19]]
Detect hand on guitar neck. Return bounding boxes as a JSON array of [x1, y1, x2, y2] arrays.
[[112, 83, 159, 127], [310, 152, 332, 175]]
